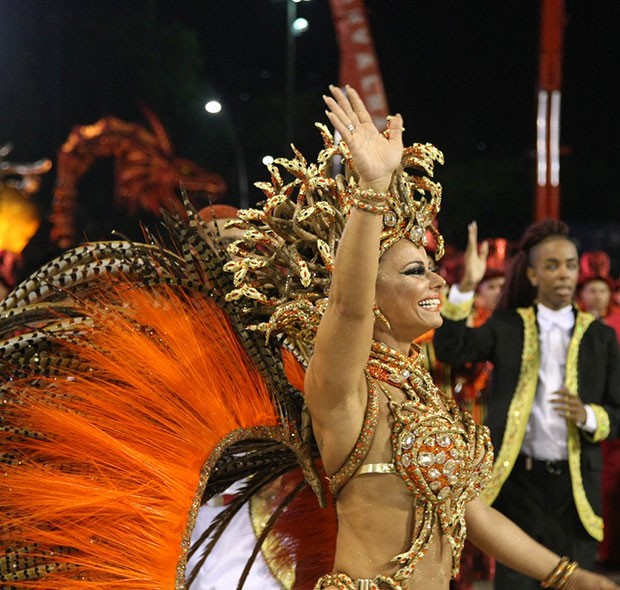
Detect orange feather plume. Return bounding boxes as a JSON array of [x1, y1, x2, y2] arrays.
[[1, 284, 278, 590]]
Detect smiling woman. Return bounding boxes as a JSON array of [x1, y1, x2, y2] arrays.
[[374, 240, 445, 342]]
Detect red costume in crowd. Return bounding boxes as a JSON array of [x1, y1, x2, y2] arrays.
[[578, 251, 620, 567]]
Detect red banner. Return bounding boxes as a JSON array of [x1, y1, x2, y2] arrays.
[[328, 0, 389, 129]]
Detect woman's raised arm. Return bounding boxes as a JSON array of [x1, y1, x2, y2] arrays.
[[304, 86, 404, 425]]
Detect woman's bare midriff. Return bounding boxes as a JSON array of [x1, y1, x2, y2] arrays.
[[322, 474, 454, 590]]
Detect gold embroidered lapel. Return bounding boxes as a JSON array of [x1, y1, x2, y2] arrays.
[[481, 307, 538, 505], [565, 311, 603, 541]]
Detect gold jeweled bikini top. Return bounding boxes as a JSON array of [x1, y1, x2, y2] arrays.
[[327, 341, 494, 587]]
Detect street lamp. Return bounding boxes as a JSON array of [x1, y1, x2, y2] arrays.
[[291, 17, 309, 36], [204, 100, 222, 115], [204, 100, 249, 209]]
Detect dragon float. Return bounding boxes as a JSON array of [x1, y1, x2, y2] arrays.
[[50, 108, 227, 249]]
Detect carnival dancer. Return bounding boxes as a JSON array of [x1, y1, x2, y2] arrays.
[[435, 220, 620, 590], [451, 232, 507, 423], [1, 87, 619, 590], [301, 85, 619, 590]]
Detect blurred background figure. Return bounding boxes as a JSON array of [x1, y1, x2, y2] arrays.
[[578, 251, 620, 338], [578, 251, 620, 570], [453, 237, 509, 423], [449, 236, 509, 590]]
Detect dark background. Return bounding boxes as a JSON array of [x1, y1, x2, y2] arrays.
[[1, 0, 619, 276]]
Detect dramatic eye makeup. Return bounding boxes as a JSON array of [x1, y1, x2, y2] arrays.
[[402, 261, 426, 276]]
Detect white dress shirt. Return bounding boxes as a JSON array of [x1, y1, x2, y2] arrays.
[[522, 303, 597, 460], [521, 303, 573, 460], [447, 288, 597, 461]]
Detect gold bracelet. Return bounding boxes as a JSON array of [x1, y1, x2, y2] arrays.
[[540, 556, 579, 589], [558, 561, 578, 589], [349, 188, 391, 215]]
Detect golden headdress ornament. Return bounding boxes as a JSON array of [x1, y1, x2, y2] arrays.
[[225, 124, 444, 361]]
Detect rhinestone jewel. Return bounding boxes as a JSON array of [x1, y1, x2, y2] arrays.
[[437, 486, 451, 500], [443, 459, 457, 475], [429, 481, 442, 492], [402, 435, 415, 450], [437, 435, 452, 447], [418, 452, 434, 467], [434, 451, 446, 465], [428, 468, 441, 479], [410, 225, 424, 243], [402, 454, 412, 467], [384, 211, 398, 227]]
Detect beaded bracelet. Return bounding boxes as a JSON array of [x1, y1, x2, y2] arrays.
[[540, 556, 579, 589], [349, 188, 391, 215]]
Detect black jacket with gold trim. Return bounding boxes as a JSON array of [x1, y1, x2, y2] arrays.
[[434, 300, 620, 541]]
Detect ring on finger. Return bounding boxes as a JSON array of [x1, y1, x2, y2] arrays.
[[346, 123, 355, 133]]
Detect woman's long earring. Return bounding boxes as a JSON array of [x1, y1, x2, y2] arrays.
[[373, 304, 391, 330]]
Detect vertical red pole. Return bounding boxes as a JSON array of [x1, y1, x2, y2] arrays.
[[535, 0, 566, 220]]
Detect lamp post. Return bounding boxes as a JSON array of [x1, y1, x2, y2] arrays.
[[204, 100, 249, 209], [285, 0, 311, 144]]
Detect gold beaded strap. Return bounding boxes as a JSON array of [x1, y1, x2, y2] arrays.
[[540, 556, 579, 589], [327, 377, 380, 498]]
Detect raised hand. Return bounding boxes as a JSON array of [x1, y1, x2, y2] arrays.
[[323, 85, 404, 191], [460, 221, 489, 292]]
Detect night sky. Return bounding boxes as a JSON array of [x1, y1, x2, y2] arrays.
[[1, 0, 619, 273]]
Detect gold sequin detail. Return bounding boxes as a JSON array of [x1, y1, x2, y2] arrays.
[[344, 342, 493, 583]]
